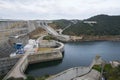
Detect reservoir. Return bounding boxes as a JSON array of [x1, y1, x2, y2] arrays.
[[25, 41, 120, 77]]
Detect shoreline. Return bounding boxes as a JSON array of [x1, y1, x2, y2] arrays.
[[69, 35, 120, 42]]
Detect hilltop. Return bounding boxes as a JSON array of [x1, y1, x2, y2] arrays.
[[52, 14, 120, 36]]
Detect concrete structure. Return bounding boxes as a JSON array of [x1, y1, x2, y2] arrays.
[[47, 67, 91, 80], [0, 20, 70, 43], [0, 20, 28, 41], [36, 21, 70, 42], [0, 20, 102, 80], [70, 20, 78, 24], [28, 51, 62, 64], [37, 21, 59, 36], [83, 21, 97, 24], [0, 19, 65, 79], [2, 40, 64, 80], [73, 69, 100, 80], [3, 51, 29, 79], [83, 21, 97, 26], [0, 20, 29, 58], [47, 56, 104, 80], [0, 56, 21, 75], [0, 42, 16, 58], [0, 20, 50, 58], [110, 61, 120, 68], [69, 36, 83, 41], [39, 40, 57, 48], [27, 20, 53, 34], [0, 19, 70, 43]]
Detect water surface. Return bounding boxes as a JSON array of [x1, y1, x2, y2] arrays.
[[26, 41, 120, 77]]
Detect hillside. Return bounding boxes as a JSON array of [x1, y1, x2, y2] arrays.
[[53, 14, 120, 36], [52, 19, 73, 29]]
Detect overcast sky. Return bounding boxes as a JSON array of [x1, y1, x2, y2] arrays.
[[0, 0, 120, 20]]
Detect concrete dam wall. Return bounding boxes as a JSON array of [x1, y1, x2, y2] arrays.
[[0, 51, 63, 77], [0, 20, 33, 58], [0, 56, 21, 75]]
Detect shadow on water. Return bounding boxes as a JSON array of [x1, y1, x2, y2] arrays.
[[62, 51, 65, 58], [25, 59, 63, 74]]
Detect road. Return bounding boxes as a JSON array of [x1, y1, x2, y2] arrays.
[[60, 24, 71, 34], [38, 21, 70, 41]]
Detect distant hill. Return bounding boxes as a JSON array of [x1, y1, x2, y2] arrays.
[[53, 14, 120, 36], [53, 19, 72, 29]]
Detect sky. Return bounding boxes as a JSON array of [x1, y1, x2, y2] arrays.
[[0, 0, 120, 20]]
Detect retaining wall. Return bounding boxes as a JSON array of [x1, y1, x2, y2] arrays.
[[28, 51, 62, 64]]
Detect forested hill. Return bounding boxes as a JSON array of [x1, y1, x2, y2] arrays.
[[53, 14, 120, 36]]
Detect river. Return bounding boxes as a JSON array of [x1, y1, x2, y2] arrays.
[[25, 41, 120, 77]]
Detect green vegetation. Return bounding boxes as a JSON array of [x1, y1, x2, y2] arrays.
[[92, 65, 102, 72], [104, 65, 120, 80], [0, 75, 5, 80], [25, 75, 35, 80], [43, 35, 56, 40], [93, 64, 120, 80], [63, 21, 95, 35], [7, 77, 24, 80], [53, 19, 72, 29], [53, 14, 120, 36], [36, 75, 49, 80]]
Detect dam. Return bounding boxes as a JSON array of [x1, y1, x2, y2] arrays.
[[0, 19, 65, 79], [0, 19, 114, 80]]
